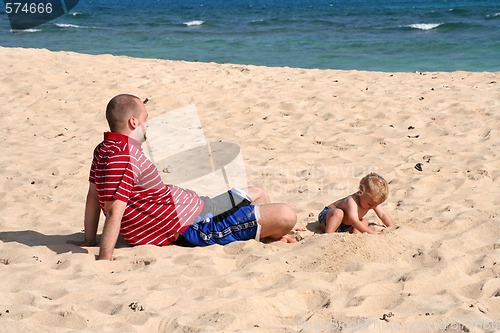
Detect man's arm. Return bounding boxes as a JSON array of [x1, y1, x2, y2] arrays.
[[374, 206, 394, 228], [98, 200, 127, 260], [83, 182, 101, 246]]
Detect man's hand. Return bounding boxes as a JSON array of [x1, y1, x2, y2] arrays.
[[98, 200, 127, 260], [84, 183, 101, 247]]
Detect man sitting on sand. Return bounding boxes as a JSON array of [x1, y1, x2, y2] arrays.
[[318, 173, 394, 234], [76, 94, 297, 260]]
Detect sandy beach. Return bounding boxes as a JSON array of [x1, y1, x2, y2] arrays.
[[0, 47, 498, 332]]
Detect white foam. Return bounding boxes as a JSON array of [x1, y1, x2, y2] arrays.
[[184, 20, 204, 27], [407, 23, 443, 30], [56, 23, 82, 28], [11, 28, 41, 33]]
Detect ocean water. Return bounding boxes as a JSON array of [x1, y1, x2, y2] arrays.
[[0, 0, 499, 72]]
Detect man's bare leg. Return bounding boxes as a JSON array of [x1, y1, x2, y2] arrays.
[[246, 186, 271, 205], [258, 203, 296, 241]]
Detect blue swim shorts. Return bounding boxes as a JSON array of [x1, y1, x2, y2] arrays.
[[318, 207, 351, 233], [176, 189, 261, 246]]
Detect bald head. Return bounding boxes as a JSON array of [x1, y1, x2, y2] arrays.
[[106, 94, 143, 132]]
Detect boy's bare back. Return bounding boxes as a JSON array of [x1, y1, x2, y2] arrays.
[[329, 193, 371, 222]]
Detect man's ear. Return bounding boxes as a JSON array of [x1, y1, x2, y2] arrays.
[[128, 116, 138, 130]]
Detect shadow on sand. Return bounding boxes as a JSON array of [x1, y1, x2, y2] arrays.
[[0, 230, 89, 255]]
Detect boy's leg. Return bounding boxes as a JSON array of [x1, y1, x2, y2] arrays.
[[325, 208, 344, 233], [257, 203, 297, 240]]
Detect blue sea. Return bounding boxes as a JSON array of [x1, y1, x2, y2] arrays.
[[1, 0, 499, 72]]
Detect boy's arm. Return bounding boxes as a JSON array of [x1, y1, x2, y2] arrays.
[[98, 200, 127, 260], [374, 206, 394, 227], [345, 200, 380, 234], [83, 182, 101, 246]]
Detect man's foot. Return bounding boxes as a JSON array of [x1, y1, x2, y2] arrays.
[[280, 236, 298, 243]]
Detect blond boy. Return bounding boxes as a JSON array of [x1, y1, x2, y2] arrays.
[[318, 173, 394, 234]]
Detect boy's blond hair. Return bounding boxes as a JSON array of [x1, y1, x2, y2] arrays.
[[359, 173, 389, 203]]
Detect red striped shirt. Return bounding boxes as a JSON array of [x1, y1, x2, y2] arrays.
[[89, 132, 204, 246]]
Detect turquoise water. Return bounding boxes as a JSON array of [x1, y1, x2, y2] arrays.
[[1, 0, 499, 71]]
